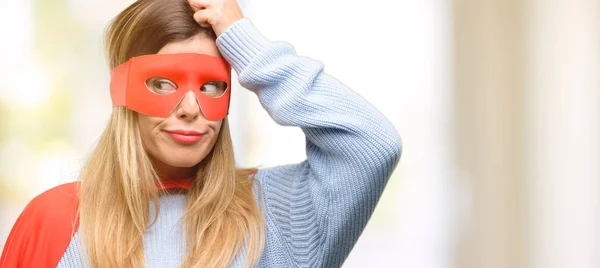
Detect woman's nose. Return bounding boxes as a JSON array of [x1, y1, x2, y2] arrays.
[[174, 91, 202, 121]]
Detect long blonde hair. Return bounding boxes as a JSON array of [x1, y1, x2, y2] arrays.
[[77, 0, 265, 267]]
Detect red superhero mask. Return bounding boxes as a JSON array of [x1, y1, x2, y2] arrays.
[[110, 53, 231, 120]]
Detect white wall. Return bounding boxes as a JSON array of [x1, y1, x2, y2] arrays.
[[526, 1, 600, 267]]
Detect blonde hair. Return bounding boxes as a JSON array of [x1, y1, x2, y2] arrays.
[[76, 0, 265, 267]]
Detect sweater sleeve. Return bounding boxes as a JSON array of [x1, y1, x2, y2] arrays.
[[216, 18, 402, 267]]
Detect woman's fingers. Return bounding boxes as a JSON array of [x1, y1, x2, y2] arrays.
[[188, 0, 211, 12], [192, 9, 212, 28], [188, 0, 244, 37]]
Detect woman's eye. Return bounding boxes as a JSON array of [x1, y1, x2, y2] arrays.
[[203, 84, 217, 92], [145, 77, 177, 95], [200, 81, 227, 98]]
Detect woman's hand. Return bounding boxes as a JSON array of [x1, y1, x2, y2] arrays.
[[188, 0, 244, 37]]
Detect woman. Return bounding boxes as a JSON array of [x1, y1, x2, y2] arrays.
[[0, 0, 402, 267]]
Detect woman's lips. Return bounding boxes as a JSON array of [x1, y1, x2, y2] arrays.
[[164, 129, 203, 144]]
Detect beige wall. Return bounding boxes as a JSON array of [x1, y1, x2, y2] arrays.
[[453, 1, 527, 267], [453, 0, 600, 268], [526, 0, 600, 267]]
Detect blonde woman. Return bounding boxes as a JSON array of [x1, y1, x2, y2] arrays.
[[0, 0, 402, 267]]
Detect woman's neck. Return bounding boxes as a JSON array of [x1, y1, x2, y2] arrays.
[[150, 157, 197, 180]]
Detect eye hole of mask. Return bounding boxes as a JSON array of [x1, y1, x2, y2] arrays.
[[200, 81, 228, 98], [145, 77, 178, 95]]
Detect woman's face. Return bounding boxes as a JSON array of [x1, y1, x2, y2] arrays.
[[138, 34, 223, 179]]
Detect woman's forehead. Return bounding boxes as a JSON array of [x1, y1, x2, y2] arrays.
[[157, 34, 221, 57]]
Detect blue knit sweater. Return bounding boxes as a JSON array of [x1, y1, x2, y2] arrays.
[[56, 18, 402, 268]]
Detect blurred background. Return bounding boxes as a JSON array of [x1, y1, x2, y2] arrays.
[[0, 0, 598, 267]]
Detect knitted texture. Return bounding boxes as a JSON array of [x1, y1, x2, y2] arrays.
[[57, 18, 402, 268]]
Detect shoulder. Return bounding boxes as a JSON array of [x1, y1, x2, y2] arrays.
[[24, 182, 80, 225], [1, 182, 81, 268], [30, 181, 80, 207]]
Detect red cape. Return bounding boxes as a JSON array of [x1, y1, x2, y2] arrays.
[[1, 179, 191, 268]]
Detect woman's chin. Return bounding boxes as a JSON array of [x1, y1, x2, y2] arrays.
[[164, 158, 203, 168]]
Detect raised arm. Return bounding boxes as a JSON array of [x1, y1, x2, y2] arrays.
[[216, 19, 402, 267]]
